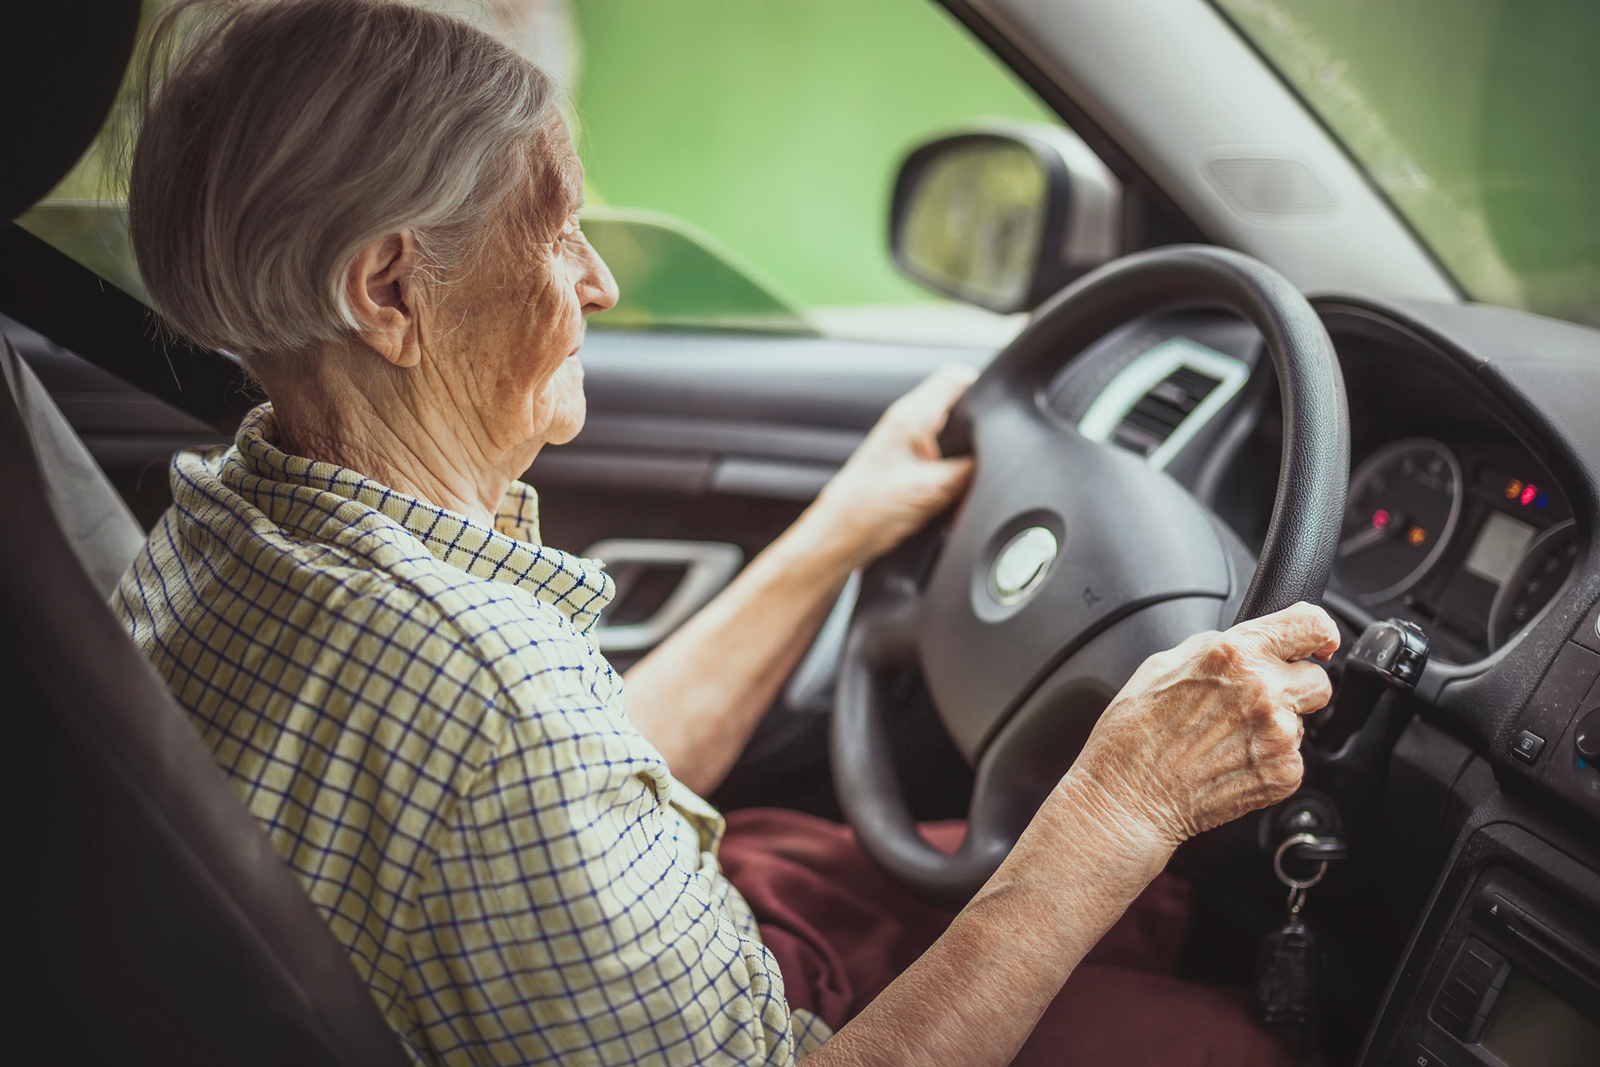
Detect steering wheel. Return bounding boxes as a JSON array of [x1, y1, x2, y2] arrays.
[[831, 245, 1348, 908]]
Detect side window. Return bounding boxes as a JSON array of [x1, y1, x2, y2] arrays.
[[23, 0, 1076, 346], [563, 0, 1060, 343]]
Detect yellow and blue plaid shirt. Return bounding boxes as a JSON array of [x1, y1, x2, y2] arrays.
[[114, 404, 830, 1066]]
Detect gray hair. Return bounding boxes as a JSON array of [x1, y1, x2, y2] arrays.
[[126, 0, 560, 366]]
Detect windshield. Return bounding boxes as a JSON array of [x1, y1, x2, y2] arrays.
[[1213, 0, 1600, 328]]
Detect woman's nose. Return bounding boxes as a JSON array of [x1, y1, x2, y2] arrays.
[[578, 240, 619, 316]]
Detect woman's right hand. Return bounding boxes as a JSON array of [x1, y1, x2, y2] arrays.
[[1065, 601, 1340, 848], [821, 602, 1339, 1067]]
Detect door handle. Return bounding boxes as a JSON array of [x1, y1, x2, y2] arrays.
[[584, 538, 743, 652]]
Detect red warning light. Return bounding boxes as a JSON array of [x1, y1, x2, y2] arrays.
[[1521, 483, 1538, 506], [1373, 508, 1390, 529]]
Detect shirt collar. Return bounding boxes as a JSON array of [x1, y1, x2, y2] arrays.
[[230, 403, 615, 633]]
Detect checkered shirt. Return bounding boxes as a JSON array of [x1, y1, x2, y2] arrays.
[[113, 404, 831, 1066]]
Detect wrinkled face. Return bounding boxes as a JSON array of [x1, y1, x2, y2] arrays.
[[426, 116, 617, 463]]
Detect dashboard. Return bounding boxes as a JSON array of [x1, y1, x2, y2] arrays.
[[1323, 317, 1581, 669], [1044, 304, 1585, 669], [1038, 294, 1600, 1067]]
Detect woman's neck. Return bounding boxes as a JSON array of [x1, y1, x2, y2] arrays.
[[264, 346, 534, 528]]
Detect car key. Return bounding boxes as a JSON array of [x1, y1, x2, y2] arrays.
[[1254, 833, 1333, 1054]]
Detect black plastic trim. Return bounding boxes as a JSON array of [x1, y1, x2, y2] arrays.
[[1311, 297, 1600, 804], [0, 224, 258, 433]]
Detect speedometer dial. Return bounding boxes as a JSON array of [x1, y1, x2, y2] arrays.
[[1489, 520, 1578, 650], [1334, 438, 1463, 605]]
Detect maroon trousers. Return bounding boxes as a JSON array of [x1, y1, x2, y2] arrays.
[[720, 809, 1300, 1066]]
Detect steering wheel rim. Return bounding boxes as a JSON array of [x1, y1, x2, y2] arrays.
[[831, 245, 1348, 908]]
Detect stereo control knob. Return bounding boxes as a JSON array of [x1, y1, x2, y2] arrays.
[[1576, 708, 1600, 762]]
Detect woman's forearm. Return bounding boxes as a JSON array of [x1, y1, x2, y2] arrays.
[[622, 505, 855, 794], [810, 771, 1175, 1066], [622, 368, 976, 795], [810, 603, 1340, 1064]]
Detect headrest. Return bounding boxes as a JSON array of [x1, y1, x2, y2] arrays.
[[0, 1, 143, 222]]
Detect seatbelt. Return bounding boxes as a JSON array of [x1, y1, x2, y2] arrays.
[[0, 222, 258, 434]]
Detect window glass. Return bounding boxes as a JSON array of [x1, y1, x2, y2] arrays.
[[1214, 0, 1600, 328], [25, 0, 1062, 345], [566, 0, 1054, 340]]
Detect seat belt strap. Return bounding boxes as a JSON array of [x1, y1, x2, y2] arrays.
[[0, 222, 257, 434]]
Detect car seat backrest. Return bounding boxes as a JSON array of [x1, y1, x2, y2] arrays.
[[0, 340, 145, 597], [0, 333, 410, 1065]]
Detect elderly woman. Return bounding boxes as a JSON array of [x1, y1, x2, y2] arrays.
[[114, 2, 1338, 1065]]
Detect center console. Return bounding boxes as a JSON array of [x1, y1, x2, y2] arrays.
[[1406, 863, 1599, 1066], [1364, 817, 1600, 1067], [1362, 599, 1600, 1067]]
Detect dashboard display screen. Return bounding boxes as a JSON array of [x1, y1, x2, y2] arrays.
[[1464, 511, 1537, 587], [1480, 972, 1600, 1067]]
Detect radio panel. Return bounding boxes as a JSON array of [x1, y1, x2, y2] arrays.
[[1395, 866, 1600, 1066]]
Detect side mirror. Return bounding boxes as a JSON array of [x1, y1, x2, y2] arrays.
[[889, 124, 1120, 314]]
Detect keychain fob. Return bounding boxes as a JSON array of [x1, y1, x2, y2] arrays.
[[1253, 919, 1322, 1027]]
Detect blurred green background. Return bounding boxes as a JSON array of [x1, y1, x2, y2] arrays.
[[568, 0, 1053, 311], [34, 0, 1054, 338], [28, 0, 1600, 331]]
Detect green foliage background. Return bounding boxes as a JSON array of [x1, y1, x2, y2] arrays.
[[568, 0, 1054, 310], [36, 0, 1600, 327]]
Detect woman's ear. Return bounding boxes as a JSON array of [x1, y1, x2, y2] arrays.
[[344, 232, 423, 368]]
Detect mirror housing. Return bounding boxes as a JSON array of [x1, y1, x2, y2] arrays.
[[890, 124, 1120, 314]]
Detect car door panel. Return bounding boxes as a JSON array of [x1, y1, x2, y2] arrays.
[[532, 330, 993, 820], [531, 328, 993, 651]]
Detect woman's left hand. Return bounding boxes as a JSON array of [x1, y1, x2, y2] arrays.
[[803, 365, 978, 572], [625, 365, 976, 791]]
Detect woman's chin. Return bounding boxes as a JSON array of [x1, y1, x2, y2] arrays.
[[544, 392, 588, 446], [519, 358, 588, 447], [546, 413, 586, 446]]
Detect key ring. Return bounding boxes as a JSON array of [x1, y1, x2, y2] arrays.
[[1274, 833, 1327, 917], [1273, 832, 1328, 889]]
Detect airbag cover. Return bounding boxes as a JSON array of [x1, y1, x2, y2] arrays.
[[919, 397, 1229, 760]]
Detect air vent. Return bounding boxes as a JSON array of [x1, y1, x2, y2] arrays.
[[1076, 338, 1251, 471], [1110, 366, 1222, 458]]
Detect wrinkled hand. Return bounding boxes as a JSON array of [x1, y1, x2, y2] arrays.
[[1068, 602, 1340, 848], [806, 365, 977, 570]]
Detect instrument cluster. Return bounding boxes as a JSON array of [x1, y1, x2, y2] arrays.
[[1331, 437, 1576, 661]]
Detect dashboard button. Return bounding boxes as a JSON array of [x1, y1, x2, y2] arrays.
[[1513, 730, 1547, 763], [1517, 644, 1600, 766], [1576, 709, 1600, 762], [1401, 1042, 1448, 1067]]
